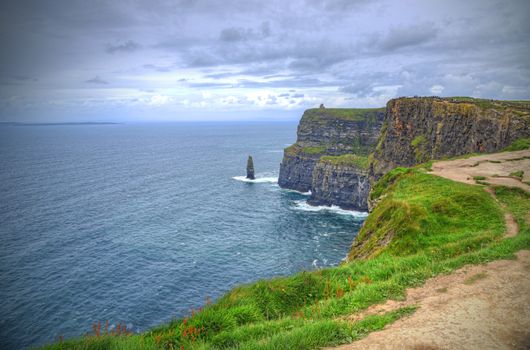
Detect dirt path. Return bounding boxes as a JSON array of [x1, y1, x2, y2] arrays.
[[329, 150, 530, 350], [429, 149, 530, 192], [329, 251, 530, 350], [483, 187, 519, 238], [428, 150, 528, 238]]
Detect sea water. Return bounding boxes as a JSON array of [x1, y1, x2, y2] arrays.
[[0, 122, 366, 348]]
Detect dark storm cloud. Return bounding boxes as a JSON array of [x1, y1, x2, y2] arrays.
[[219, 22, 271, 42], [340, 81, 375, 97], [105, 40, 141, 54], [85, 76, 109, 85], [373, 23, 439, 52], [0, 73, 38, 85], [143, 64, 173, 72], [308, 0, 380, 11], [238, 77, 325, 89]]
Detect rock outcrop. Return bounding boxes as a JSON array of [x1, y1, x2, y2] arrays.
[[246, 155, 255, 180], [278, 108, 385, 195], [308, 155, 371, 210], [370, 97, 530, 181]]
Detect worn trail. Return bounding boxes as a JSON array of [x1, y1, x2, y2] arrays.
[[429, 149, 530, 192], [330, 251, 530, 350], [330, 150, 530, 350]]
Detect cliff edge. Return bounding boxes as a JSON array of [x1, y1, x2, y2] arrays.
[[279, 107, 385, 209], [370, 97, 530, 181]]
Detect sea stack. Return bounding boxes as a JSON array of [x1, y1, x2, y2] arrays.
[[246, 155, 255, 180]]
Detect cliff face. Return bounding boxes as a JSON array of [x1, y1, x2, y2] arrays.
[[280, 97, 529, 212], [278, 108, 385, 194], [295, 108, 384, 154], [371, 97, 530, 180], [277, 146, 320, 192], [308, 155, 370, 210]]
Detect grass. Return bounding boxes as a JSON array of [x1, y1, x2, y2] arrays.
[[284, 144, 327, 156], [302, 108, 385, 123], [473, 176, 486, 181], [463, 272, 488, 285], [411, 135, 428, 162], [502, 138, 530, 152], [411, 135, 427, 148], [319, 154, 370, 170], [503, 138, 530, 152], [509, 170, 524, 179], [302, 146, 327, 155], [40, 169, 530, 350], [448, 97, 530, 112]]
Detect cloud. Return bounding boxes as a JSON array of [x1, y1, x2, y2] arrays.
[[142, 64, 172, 72], [307, 0, 380, 11], [0, 73, 38, 85], [85, 76, 109, 84], [219, 22, 271, 42], [105, 40, 140, 54], [372, 23, 439, 52], [429, 84, 444, 95], [340, 81, 374, 97], [1, 0, 529, 121]]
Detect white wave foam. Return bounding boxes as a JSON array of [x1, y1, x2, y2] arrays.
[[232, 176, 278, 183], [284, 189, 312, 196], [291, 200, 369, 218]]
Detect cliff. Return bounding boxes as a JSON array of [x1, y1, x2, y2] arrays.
[[278, 107, 385, 202], [370, 97, 530, 181], [308, 154, 370, 210]]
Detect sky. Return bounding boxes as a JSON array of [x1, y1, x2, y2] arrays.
[[0, 0, 529, 122]]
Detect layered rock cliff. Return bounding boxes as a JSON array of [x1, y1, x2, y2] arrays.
[[308, 155, 371, 210], [370, 97, 530, 180], [278, 108, 385, 196], [280, 97, 529, 212]]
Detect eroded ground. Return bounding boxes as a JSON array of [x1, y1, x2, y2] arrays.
[[330, 251, 530, 350], [429, 149, 530, 192], [330, 149, 530, 350]]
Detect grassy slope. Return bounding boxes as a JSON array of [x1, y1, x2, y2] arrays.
[[319, 154, 369, 170], [301, 108, 385, 123], [448, 97, 530, 112], [41, 167, 530, 350]]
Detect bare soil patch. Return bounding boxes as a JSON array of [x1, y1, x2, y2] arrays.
[[329, 150, 530, 350], [329, 251, 530, 350], [429, 149, 530, 192]]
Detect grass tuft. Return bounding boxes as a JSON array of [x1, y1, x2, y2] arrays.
[[502, 138, 530, 152]]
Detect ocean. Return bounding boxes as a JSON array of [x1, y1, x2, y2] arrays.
[[0, 122, 367, 349]]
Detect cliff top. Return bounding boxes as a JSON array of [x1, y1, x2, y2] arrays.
[[301, 107, 385, 123], [390, 96, 530, 115], [319, 154, 370, 170]]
